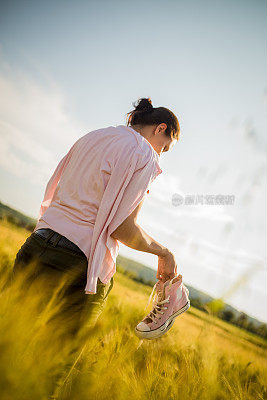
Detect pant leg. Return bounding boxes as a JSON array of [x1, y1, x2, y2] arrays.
[[12, 232, 115, 400], [12, 232, 114, 338], [78, 276, 114, 330]]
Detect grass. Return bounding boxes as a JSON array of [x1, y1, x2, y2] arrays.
[[0, 219, 266, 400]]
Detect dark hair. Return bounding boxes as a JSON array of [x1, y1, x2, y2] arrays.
[[126, 97, 180, 140]]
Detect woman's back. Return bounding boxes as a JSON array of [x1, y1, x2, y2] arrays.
[[33, 124, 161, 264]]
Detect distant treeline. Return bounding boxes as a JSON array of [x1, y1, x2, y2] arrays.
[[117, 264, 267, 340], [0, 201, 37, 232]]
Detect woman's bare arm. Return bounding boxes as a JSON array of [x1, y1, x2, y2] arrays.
[[110, 198, 177, 281], [110, 198, 167, 257]]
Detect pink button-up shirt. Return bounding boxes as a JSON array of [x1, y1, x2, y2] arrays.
[[33, 124, 162, 294]]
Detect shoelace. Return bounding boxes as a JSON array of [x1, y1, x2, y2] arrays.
[[145, 276, 185, 323], [146, 275, 181, 308], [146, 296, 171, 323], [145, 281, 170, 323]]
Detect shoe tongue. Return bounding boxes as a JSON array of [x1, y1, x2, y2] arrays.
[[156, 280, 165, 301], [156, 280, 170, 301], [142, 280, 169, 324]]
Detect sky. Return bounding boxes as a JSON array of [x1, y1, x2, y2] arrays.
[[0, 0, 266, 322]]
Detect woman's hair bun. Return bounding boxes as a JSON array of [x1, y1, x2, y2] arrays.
[[126, 96, 180, 141], [134, 97, 153, 112]]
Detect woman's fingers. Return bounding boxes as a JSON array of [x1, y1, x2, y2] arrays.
[[157, 251, 178, 282], [160, 273, 170, 282]]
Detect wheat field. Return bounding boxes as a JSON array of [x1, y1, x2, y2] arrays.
[[0, 219, 266, 400]]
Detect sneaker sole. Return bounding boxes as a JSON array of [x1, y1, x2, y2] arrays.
[[134, 301, 190, 340]]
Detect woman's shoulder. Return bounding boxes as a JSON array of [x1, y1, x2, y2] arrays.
[[77, 125, 162, 175]]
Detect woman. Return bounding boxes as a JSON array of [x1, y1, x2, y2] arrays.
[[12, 97, 180, 338]]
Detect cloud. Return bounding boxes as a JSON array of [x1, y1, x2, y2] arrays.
[[148, 173, 235, 224], [0, 59, 86, 186]]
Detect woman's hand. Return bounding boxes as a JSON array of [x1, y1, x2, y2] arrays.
[[157, 249, 177, 282]]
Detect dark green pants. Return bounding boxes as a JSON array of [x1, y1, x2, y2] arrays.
[[12, 230, 113, 339]]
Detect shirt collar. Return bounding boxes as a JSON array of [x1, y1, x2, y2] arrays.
[[119, 124, 161, 163]]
